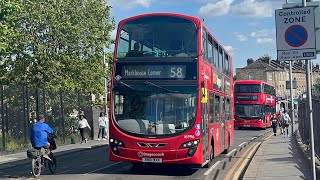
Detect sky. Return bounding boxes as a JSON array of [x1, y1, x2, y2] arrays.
[[107, 0, 320, 73]]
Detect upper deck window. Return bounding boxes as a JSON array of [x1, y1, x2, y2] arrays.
[[235, 84, 261, 93], [116, 16, 198, 58]]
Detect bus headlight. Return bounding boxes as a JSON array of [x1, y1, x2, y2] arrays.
[[180, 140, 200, 157], [180, 140, 200, 149], [110, 138, 125, 155]]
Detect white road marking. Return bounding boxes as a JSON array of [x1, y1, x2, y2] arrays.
[[59, 169, 72, 174], [225, 149, 237, 157], [81, 163, 92, 167], [204, 161, 221, 176], [238, 142, 246, 147], [83, 162, 121, 175]]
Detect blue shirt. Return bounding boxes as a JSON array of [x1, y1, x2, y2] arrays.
[[30, 122, 54, 147]]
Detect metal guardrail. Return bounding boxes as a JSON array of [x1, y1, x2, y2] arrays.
[[298, 98, 320, 159]]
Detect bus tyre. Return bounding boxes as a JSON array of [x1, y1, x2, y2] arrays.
[[204, 146, 214, 168], [222, 136, 230, 154]]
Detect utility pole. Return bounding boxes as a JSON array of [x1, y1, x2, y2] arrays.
[[289, 61, 294, 135]]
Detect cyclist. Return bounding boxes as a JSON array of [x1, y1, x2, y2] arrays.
[[30, 114, 54, 160]]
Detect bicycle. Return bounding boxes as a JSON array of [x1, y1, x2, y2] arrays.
[[27, 135, 57, 177]]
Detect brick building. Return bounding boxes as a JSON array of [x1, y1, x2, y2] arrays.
[[236, 57, 320, 98]]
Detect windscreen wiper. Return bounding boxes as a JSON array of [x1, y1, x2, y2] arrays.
[[144, 81, 180, 93], [119, 81, 151, 92], [119, 81, 136, 90]]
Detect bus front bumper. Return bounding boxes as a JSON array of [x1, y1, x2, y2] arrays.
[[109, 147, 203, 165]]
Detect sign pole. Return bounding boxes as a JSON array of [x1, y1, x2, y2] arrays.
[[289, 61, 294, 136], [306, 60, 316, 180], [302, 0, 316, 179]]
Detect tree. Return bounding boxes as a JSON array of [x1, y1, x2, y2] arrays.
[[2, 0, 115, 94], [0, 0, 21, 83]]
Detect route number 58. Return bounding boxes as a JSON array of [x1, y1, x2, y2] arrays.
[[170, 67, 183, 78]]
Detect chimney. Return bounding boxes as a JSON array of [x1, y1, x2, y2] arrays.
[[247, 58, 254, 65], [262, 58, 271, 65]]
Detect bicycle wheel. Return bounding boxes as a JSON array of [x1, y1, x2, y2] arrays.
[[31, 158, 41, 177], [48, 155, 57, 173]]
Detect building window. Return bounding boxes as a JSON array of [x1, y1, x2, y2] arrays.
[[248, 72, 256, 80]]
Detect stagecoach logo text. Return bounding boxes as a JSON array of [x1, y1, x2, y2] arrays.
[[137, 152, 164, 157]]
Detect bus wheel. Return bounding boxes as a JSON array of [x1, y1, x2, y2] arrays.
[[204, 145, 214, 168], [222, 136, 230, 154]]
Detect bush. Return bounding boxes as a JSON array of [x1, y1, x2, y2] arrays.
[[5, 138, 31, 152]]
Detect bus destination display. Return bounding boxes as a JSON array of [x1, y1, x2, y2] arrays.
[[121, 65, 186, 79]]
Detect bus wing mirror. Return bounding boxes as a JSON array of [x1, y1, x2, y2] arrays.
[[201, 87, 208, 103]]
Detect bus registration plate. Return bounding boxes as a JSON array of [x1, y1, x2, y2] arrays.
[[244, 124, 250, 127], [142, 158, 162, 163]]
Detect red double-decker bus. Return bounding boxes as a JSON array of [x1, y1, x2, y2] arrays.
[[109, 13, 234, 168], [234, 80, 276, 129]]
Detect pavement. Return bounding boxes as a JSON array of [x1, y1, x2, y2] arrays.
[[243, 131, 313, 180], [0, 139, 109, 170]]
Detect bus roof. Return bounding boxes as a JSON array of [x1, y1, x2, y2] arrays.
[[116, 12, 232, 59], [235, 80, 274, 87], [118, 12, 201, 29]]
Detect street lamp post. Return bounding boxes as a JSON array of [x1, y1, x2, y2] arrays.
[[35, 73, 43, 121]]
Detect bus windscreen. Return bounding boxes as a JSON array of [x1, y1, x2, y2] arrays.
[[113, 88, 197, 136]]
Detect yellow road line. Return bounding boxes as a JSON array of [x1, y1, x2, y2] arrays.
[[224, 142, 258, 180], [264, 133, 274, 140], [232, 142, 261, 180]]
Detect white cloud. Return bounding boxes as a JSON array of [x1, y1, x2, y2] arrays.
[[198, 0, 234, 17], [110, 0, 154, 9], [224, 45, 234, 55], [231, 0, 273, 18], [235, 33, 248, 42], [110, 29, 117, 40], [250, 29, 271, 38], [257, 38, 273, 44]]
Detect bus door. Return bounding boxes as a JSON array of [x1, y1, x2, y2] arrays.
[[201, 102, 209, 162], [220, 97, 225, 151]]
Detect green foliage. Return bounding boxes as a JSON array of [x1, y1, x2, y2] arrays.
[[5, 138, 31, 152], [0, 0, 115, 96]]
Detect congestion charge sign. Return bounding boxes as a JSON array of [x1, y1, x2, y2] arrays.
[[276, 7, 316, 61]]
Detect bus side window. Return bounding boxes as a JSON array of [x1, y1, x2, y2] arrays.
[[214, 95, 220, 122], [209, 93, 214, 123], [226, 98, 230, 120]]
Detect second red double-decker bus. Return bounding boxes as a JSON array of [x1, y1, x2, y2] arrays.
[[234, 80, 276, 129], [109, 13, 234, 168]]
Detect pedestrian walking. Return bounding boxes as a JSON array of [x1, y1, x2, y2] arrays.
[[77, 114, 91, 144], [281, 110, 291, 138], [271, 114, 278, 136], [277, 110, 283, 135], [97, 112, 107, 141]]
